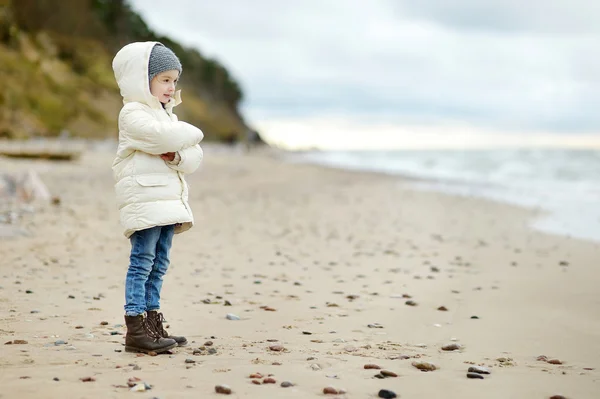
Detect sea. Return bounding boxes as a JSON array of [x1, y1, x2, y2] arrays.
[[284, 148, 600, 242]]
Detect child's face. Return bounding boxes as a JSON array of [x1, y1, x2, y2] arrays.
[[150, 70, 179, 104]]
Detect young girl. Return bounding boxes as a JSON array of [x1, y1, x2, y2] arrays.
[[112, 42, 204, 353]]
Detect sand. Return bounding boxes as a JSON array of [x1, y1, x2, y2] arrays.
[[0, 145, 599, 399]]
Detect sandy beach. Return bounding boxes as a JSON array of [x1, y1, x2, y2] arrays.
[[1, 146, 599, 399]]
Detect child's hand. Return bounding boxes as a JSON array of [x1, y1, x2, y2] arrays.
[[160, 152, 176, 162]]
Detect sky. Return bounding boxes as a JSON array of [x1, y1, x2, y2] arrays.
[[128, 0, 600, 149]]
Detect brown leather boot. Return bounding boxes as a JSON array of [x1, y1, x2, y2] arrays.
[[124, 313, 178, 354], [147, 310, 188, 346]]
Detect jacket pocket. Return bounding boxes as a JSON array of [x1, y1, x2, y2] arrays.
[[135, 175, 169, 187]]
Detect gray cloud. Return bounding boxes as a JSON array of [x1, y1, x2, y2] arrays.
[[129, 0, 600, 133], [395, 0, 600, 34]]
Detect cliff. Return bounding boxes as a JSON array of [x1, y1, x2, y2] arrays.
[[0, 0, 249, 141]]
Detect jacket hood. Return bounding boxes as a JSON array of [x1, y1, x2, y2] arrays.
[[112, 41, 182, 110]]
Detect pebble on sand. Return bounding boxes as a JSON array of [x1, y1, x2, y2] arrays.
[[468, 366, 490, 374], [269, 344, 285, 352], [249, 373, 263, 378], [412, 361, 437, 371], [215, 384, 232, 394], [467, 372, 484, 379], [437, 306, 448, 311], [549, 395, 567, 399], [405, 300, 418, 306], [226, 313, 240, 320], [378, 389, 398, 399], [441, 343, 461, 351], [323, 386, 339, 394], [5, 340, 28, 345], [80, 377, 96, 382], [281, 381, 294, 387], [364, 364, 381, 369], [380, 370, 398, 377], [263, 377, 276, 384]]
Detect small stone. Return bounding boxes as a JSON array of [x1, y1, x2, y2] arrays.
[[437, 306, 448, 311], [471, 315, 479, 319], [344, 345, 358, 352], [55, 340, 67, 345], [412, 361, 437, 371], [80, 377, 96, 382], [68, 295, 75, 299], [537, 355, 549, 362], [263, 377, 276, 384], [208, 348, 217, 355], [185, 358, 196, 364], [323, 386, 338, 394], [226, 313, 240, 320], [548, 359, 563, 365], [133, 365, 141, 370], [204, 341, 214, 346], [26, 290, 33, 294], [302, 331, 312, 335], [215, 384, 232, 394], [100, 321, 108, 326], [380, 370, 398, 377], [364, 364, 381, 369], [549, 395, 567, 399], [281, 381, 294, 387], [467, 372, 484, 379], [30, 310, 40, 314], [269, 345, 284, 352], [311, 364, 321, 371], [374, 373, 385, 379], [251, 379, 261, 385], [224, 300, 232, 306], [130, 383, 148, 392], [127, 377, 142, 387], [272, 362, 282, 365], [368, 323, 384, 328], [405, 300, 417, 306], [75, 325, 84, 329], [378, 389, 397, 398], [8, 340, 28, 345], [442, 343, 461, 351], [468, 366, 490, 374]]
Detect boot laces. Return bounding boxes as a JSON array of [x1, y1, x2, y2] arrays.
[[154, 312, 169, 338], [142, 314, 164, 341]]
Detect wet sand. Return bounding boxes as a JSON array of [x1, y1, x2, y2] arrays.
[[0, 146, 599, 398]]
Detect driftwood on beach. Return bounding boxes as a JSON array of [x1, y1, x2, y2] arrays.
[[0, 139, 84, 161]]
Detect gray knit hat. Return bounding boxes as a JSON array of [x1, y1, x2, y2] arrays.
[[148, 43, 182, 83]]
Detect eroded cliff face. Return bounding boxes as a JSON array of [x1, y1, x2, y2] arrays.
[[0, 0, 248, 141]]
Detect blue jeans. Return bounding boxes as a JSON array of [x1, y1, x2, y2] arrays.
[[124, 225, 175, 316]]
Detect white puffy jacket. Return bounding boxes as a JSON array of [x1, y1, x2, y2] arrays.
[[111, 41, 204, 238]]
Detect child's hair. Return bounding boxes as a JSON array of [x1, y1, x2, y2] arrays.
[[148, 43, 183, 84]]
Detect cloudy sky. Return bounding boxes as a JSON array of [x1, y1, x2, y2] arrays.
[[129, 0, 600, 149]]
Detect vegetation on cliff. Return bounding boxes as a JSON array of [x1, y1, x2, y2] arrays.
[[0, 0, 248, 141]]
